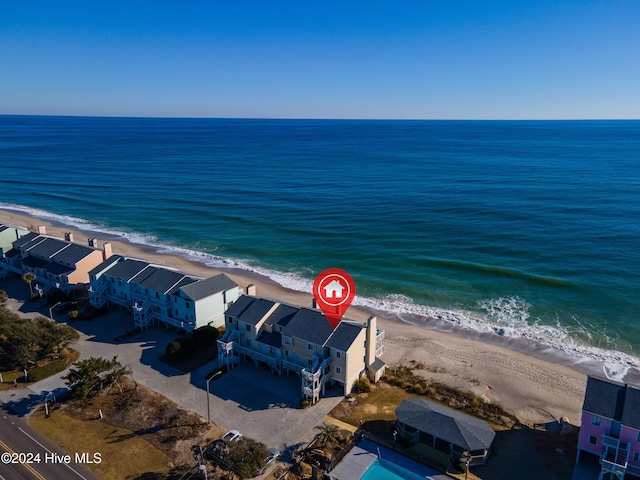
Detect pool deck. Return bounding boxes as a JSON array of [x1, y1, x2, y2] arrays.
[[329, 439, 449, 480]]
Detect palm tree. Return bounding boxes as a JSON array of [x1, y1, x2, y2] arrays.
[[313, 423, 339, 447], [22, 272, 36, 296]]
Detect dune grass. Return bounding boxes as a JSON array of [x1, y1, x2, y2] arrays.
[[29, 405, 173, 480]]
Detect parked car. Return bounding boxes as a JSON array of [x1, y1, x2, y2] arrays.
[[254, 447, 281, 475], [221, 430, 242, 443]]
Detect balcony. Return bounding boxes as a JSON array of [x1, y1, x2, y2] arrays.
[[603, 435, 619, 448]]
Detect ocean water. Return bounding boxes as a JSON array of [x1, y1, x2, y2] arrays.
[[1, 116, 639, 379]]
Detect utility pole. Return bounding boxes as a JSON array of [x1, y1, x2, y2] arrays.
[[205, 370, 222, 423]]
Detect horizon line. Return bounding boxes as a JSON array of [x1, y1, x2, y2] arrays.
[[1, 114, 639, 122]]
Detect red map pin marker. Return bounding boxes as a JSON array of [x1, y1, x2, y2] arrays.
[[313, 268, 356, 329]]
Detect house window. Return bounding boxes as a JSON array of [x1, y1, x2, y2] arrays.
[[156, 292, 160, 298], [118, 279, 122, 286], [308, 359, 313, 366], [307, 343, 313, 351], [283, 336, 292, 345], [634, 452, 640, 463], [186, 302, 191, 309], [335, 351, 342, 359], [588, 435, 598, 445], [335, 366, 341, 375], [246, 325, 251, 332], [591, 416, 601, 426]]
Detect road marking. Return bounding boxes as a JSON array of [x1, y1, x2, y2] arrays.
[[0, 439, 47, 480], [18, 427, 89, 480]]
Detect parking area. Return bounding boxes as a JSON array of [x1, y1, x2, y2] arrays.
[[206, 362, 344, 453], [1, 278, 344, 453]]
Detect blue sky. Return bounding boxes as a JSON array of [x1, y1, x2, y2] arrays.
[[1, 1, 638, 119]]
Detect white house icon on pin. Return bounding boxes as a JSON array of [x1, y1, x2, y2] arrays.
[[324, 279, 345, 299]]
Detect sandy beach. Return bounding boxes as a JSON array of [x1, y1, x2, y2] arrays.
[[0, 208, 588, 425]]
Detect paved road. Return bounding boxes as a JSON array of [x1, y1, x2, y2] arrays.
[[2, 277, 344, 458], [0, 406, 101, 480]]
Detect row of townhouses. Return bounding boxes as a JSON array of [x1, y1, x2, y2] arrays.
[[0, 224, 240, 333], [88, 256, 239, 332], [217, 292, 386, 403], [577, 376, 640, 480], [0, 225, 112, 292]]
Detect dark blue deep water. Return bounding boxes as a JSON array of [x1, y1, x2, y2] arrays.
[[1, 116, 639, 375]]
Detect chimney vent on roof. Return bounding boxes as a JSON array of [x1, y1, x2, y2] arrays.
[[246, 284, 257, 296], [103, 242, 112, 260], [37, 225, 47, 235], [64, 232, 74, 243], [88, 238, 96, 248]]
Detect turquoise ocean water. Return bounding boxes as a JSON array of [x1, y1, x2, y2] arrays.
[[1, 116, 638, 379]]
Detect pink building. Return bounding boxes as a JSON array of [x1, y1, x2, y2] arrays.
[[576, 376, 640, 480]]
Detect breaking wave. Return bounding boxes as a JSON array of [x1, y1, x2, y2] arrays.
[[2, 202, 639, 381]]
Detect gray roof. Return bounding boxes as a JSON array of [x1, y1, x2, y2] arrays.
[[136, 267, 188, 294], [325, 322, 365, 351], [232, 297, 278, 326], [227, 295, 366, 350], [621, 386, 640, 430], [396, 398, 495, 452], [104, 259, 151, 281], [4, 248, 21, 258], [13, 232, 40, 249], [45, 262, 74, 276], [369, 357, 386, 371], [168, 277, 197, 295], [88, 255, 123, 277], [179, 274, 238, 301], [584, 376, 640, 429], [583, 376, 627, 420], [51, 243, 95, 264], [225, 295, 255, 318], [21, 255, 50, 268], [264, 304, 298, 328], [283, 308, 334, 345], [0, 225, 8, 233], [26, 238, 69, 258]]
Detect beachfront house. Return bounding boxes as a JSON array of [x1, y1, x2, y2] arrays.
[[88, 256, 239, 332], [217, 292, 385, 403], [395, 398, 495, 469], [575, 376, 640, 480], [0, 223, 29, 262], [0, 226, 111, 292]]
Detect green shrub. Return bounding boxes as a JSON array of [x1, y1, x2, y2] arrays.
[[353, 376, 371, 393], [166, 340, 181, 356], [193, 325, 219, 346], [67, 310, 79, 320], [27, 360, 67, 382]]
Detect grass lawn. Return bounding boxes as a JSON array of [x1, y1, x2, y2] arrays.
[[30, 405, 173, 480], [0, 348, 79, 391], [330, 384, 417, 427]]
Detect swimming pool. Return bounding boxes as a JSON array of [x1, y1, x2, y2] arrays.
[[360, 458, 431, 480]]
